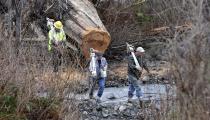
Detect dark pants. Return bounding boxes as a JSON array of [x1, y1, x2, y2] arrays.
[[128, 75, 142, 98], [89, 76, 106, 98], [52, 47, 62, 72]]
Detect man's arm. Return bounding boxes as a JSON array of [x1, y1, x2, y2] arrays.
[[89, 60, 92, 72], [61, 29, 66, 41], [143, 61, 150, 73], [128, 56, 137, 70], [48, 31, 53, 51], [102, 58, 108, 70], [63, 32, 66, 41], [61, 30, 67, 47]]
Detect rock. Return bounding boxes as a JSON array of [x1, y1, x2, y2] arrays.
[[90, 116, 97, 120], [130, 110, 136, 116], [142, 76, 150, 82], [126, 103, 133, 107], [96, 106, 102, 111], [106, 93, 116, 100], [164, 80, 169, 84], [114, 105, 119, 111], [119, 105, 126, 112], [88, 99, 96, 104], [102, 109, 109, 118], [92, 109, 98, 116], [123, 109, 132, 117], [160, 61, 167, 64], [83, 111, 88, 115], [113, 111, 118, 116], [100, 103, 107, 108]]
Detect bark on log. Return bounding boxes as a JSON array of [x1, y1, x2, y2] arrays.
[[62, 0, 111, 58]]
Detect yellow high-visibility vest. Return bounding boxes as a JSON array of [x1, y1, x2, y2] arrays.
[[48, 29, 66, 51]]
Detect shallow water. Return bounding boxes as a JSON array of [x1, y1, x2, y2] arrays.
[[74, 84, 176, 105]]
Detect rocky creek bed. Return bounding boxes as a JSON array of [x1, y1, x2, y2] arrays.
[[67, 84, 176, 120]]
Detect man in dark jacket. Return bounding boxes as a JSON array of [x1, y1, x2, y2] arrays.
[[127, 46, 150, 103]]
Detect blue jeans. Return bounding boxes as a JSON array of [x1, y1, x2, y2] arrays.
[[89, 77, 106, 97], [128, 75, 142, 98]]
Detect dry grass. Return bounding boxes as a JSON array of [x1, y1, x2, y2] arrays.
[[0, 21, 83, 119], [148, 0, 210, 119]]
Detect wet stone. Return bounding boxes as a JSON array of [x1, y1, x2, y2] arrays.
[[130, 110, 136, 116], [114, 105, 119, 111], [83, 111, 88, 115], [102, 109, 109, 118], [123, 109, 132, 117], [113, 111, 118, 116], [90, 116, 97, 120], [96, 106, 102, 111], [119, 105, 127, 112]]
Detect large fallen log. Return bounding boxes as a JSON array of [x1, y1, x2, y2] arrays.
[[1, 0, 111, 59], [61, 0, 111, 58]]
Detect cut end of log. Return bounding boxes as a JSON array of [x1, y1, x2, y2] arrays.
[[82, 28, 111, 58]]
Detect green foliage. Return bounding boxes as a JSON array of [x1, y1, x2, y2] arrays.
[[0, 95, 26, 120], [0, 95, 17, 113], [132, 1, 153, 26], [136, 11, 153, 25], [0, 87, 60, 120]]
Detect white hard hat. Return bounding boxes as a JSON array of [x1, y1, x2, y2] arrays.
[[136, 47, 145, 52]]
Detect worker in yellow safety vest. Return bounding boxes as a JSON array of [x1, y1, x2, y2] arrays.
[[47, 20, 66, 72]]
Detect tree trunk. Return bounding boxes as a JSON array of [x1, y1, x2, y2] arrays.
[[1, 0, 111, 59], [61, 0, 111, 58]]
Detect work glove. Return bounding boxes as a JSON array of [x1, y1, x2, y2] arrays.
[[61, 41, 67, 48], [128, 46, 134, 52], [135, 66, 142, 71], [52, 40, 59, 46], [102, 66, 107, 71], [91, 71, 97, 77], [127, 43, 135, 52], [46, 18, 54, 30]]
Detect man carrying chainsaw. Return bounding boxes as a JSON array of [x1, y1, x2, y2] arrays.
[[127, 45, 150, 104], [89, 49, 108, 103], [47, 18, 67, 72]]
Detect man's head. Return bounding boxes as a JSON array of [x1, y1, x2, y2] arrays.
[[135, 47, 145, 56], [96, 51, 104, 59], [54, 21, 63, 32]]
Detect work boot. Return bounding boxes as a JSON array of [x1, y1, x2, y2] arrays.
[[96, 96, 101, 103], [89, 94, 94, 99], [127, 97, 132, 103], [138, 97, 143, 108]]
